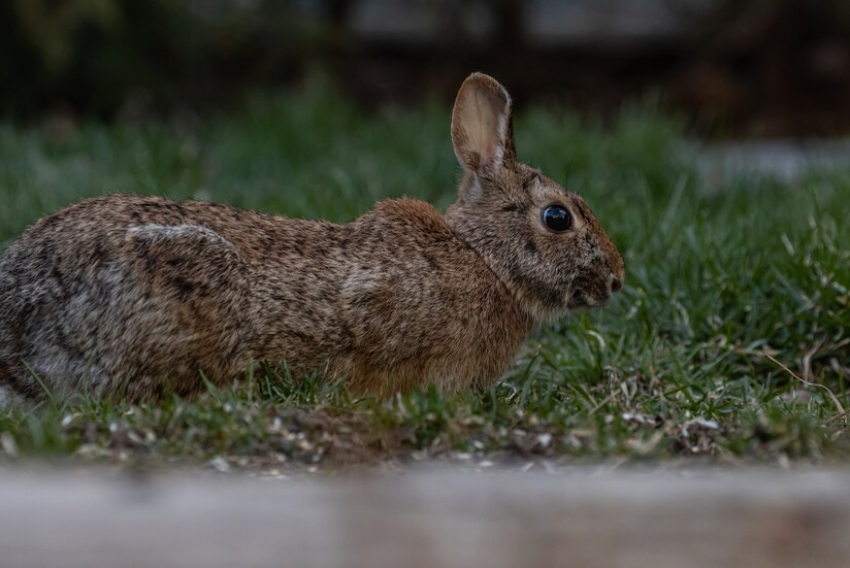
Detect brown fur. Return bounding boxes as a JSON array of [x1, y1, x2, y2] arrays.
[[0, 73, 624, 403]]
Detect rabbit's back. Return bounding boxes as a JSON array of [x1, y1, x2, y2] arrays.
[[0, 195, 350, 400]]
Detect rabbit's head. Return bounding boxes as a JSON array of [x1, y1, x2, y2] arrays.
[[445, 73, 625, 323]]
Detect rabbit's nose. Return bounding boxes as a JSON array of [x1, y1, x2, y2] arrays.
[[611, 274, 623, 293]]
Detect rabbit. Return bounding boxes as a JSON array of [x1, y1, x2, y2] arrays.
[[0, 72, 625, 404]]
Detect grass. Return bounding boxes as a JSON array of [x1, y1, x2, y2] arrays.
[[0, 82, 848, 471]]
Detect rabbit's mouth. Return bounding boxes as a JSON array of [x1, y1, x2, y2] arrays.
[[567, 291, 590, 309], [568, 290, 609, 310]]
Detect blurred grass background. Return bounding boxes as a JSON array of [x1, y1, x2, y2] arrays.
[[4, 0, 850, 137]]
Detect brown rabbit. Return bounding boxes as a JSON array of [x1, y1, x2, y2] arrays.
[[0, 73, 624, 404]]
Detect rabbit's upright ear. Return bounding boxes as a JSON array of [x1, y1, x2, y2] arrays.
[[451, 73, 516, 176]]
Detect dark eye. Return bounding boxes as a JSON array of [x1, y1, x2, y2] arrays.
[[542, 205, 572, 232]]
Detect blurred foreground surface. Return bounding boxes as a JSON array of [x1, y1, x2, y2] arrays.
[[2, 469, 850, 568]]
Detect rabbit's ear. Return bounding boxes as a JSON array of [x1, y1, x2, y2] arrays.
[[451, 73, 516, 176]]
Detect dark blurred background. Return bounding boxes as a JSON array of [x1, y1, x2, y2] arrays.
[[3, 0, 850, 137]]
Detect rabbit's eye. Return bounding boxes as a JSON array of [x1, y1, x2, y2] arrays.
[[542, 205, 572, 232]]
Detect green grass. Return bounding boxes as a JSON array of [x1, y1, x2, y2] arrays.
[[1, 82, 849, 471]]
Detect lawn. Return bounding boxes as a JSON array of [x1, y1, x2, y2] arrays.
[[0, 82, 848, 471]]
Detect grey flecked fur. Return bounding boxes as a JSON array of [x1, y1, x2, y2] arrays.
[[0, 73, 624, 403]]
